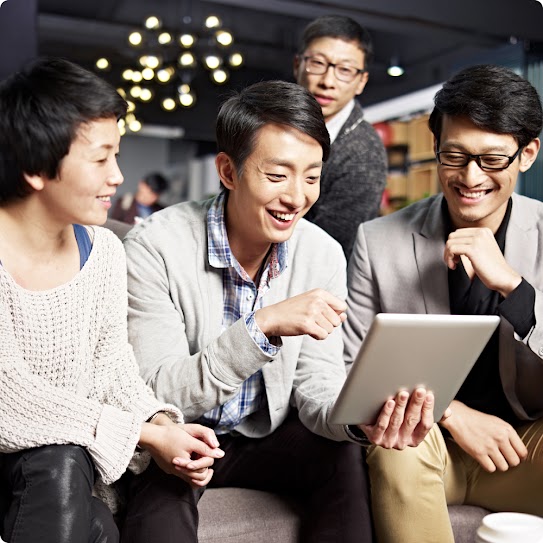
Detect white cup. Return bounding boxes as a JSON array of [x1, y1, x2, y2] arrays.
[[476, 512, 543, 543]]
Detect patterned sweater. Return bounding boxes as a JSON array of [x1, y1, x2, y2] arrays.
[[305, 100, 387, 260], [0, 227, 182, 489]]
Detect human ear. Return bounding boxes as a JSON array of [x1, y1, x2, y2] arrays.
[[215, 152, 237, 191], [354, 71, 369, 96], [23, 173, 46, 192], [519, 138, 540, 172]]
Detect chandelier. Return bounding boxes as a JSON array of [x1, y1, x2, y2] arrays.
[[94, 13, 244, 134]]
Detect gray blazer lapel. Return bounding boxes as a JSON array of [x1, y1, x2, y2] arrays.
[[504, 194, 539, 282], [414, 195, 450, 314], [499, 194, 540, 417]]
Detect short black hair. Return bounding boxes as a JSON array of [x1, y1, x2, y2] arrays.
[[298, 15, 374, 68], [216, 80, 330, 175], [429, 64, 543, 148], [142, 172, 169, 195], [0, 57, 127, 204]]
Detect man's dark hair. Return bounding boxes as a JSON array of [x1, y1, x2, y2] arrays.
[[0, 57, 127, 204], [429, 64, 543, 148], [298, 15, 374, 68], [216, 80, 330, 175], [142, 172, 169, 195]]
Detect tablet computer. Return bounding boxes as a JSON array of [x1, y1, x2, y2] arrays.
[[329, 313, 500, 425]]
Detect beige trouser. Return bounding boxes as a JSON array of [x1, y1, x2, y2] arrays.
[[366, 419, 543, 543]]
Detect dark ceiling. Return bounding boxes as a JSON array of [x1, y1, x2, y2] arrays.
[[36, 0, 543, 141]]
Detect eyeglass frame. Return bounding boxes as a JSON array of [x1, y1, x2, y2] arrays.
[[435, 146, 523, 171], [300, 55, 367, 83]]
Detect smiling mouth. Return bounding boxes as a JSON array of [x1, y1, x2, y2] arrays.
[[456, 188, 493, 199], [269, 210, 295, 222], [97, 196, 111, 202]]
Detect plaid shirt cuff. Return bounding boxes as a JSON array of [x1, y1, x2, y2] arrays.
[[245, 311, 282, 356]]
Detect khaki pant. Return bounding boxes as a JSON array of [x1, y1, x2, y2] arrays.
[[366, 419, 543, 543]]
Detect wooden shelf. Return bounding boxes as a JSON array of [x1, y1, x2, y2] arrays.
[[407, 114, 435, 162], [378, 113, 439, 215], [407, 162, 438, 201]]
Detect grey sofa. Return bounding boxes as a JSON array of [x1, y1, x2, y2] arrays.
[[105, 218, 490, 542], [197, 488, 488, 543]]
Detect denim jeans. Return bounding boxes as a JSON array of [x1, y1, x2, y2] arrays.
[[0, 445, 118, 543]]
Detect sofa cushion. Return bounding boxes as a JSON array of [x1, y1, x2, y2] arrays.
[[197, 488, 489, 543], [198, 488, 300, 543]]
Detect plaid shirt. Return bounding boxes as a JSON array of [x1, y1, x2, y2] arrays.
[[199, 191, 288, 434]]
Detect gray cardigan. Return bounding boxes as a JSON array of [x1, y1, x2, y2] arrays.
[[124, 198, 353, 442], [305, 101, 387, 259]]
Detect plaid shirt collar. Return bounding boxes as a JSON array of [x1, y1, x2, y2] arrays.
[[207, 190, 288, 280]]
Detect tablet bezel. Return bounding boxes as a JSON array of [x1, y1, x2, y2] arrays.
[[330, 313, 501, 425]]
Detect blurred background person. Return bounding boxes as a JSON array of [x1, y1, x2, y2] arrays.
[[111, 171, 170, 224]]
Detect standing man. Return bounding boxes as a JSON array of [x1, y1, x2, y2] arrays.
[[344, 64, 543, 543], [294, 15, 387, 259]]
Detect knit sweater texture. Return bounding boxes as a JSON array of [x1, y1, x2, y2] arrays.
[[0, 227, 182, 491], [305, 100, 387, 259]]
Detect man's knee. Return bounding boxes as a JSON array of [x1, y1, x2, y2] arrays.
[[366, 425, 447, 497]]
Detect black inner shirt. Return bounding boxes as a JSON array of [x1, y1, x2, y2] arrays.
[[442, 197, 535, 426]]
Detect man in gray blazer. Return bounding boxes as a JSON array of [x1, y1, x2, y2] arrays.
[[344, 64, 543, 543]]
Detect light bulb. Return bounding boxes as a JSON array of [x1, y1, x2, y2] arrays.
[[142, 67, 155, 80], [139, 88, 153, 101], [128, 32, 143, 46], [157, 68, 173, 83], [145, 16, 161, 30], [179, 92, 195, 107], [216, 30, 233, 46], [179, 52, 195, 67], [179, 34, 195, 48], [162, 97, 177, 111], [95, 58, 109, 70], [204, 55, 221, 70], [229, 52, 243, 67], [158, 32, 172, 45], [129, 119, 142, 132], [212, 68, 228, 84], [205, 15, 221, 29]]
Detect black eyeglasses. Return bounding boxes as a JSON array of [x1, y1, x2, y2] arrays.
[[436, 147, 523, 171], [302, 56, 366, 83]]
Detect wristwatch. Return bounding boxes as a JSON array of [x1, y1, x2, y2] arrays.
[[344, 425, 372, 447]]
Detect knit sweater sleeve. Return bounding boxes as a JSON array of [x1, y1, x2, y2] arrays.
[[0, 295, 139, 484]]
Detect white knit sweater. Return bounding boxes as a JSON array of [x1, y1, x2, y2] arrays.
[[0, 226, 182, 487]]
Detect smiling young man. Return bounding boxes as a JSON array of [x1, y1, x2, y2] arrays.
[[122, 80, 374, 542], [343, 64, 543, 543], [293, 15, 387, 259]]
